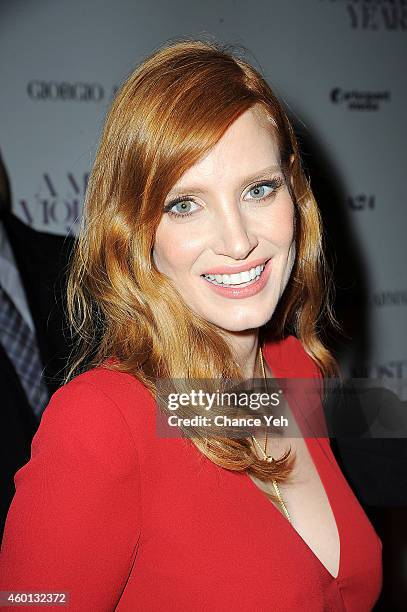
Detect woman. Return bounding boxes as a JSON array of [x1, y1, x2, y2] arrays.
[[0, 38, 382, 610]]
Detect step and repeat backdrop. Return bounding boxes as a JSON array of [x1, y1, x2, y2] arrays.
[[1, 0, 406, 381]]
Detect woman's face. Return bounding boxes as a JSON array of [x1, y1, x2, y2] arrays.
[[152, 107, 296, 332]]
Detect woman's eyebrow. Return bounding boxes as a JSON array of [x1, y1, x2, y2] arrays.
[[166, 164, 281, 198]]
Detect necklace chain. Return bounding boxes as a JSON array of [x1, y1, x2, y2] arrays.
[[250, 345, 292, 523]]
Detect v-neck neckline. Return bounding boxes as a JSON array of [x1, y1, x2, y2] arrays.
[[242, 337, 343, 582], [243, 436, 342, 581]]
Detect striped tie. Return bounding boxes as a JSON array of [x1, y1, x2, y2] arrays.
[[0, 283, 49, 419]]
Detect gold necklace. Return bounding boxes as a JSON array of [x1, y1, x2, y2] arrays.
[[250, 345, 292, 524]]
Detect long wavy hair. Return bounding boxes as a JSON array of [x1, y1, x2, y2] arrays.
[[65, 37, 340, 502]]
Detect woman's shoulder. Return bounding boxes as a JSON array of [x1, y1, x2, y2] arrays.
[[59, 360, 154, 404], [39, 363, 156, 452], [263, 334, 322, 378]]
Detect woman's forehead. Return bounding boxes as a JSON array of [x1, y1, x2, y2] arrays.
[[166, 109, 281, 197]]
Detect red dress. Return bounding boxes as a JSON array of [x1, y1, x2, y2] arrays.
[[0, 335, 382, 610]]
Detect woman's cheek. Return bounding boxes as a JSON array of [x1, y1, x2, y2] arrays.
[[266, 201, 295, 247]]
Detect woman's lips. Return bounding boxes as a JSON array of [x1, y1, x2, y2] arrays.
[[201, 256, 270, 276], [200, 257, 273, 299]]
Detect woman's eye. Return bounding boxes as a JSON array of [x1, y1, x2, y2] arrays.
[[245, 178, 283, 202], [164, 176, 284, 218], [248, 185, 272, 199], [164, 199, 200, 218]]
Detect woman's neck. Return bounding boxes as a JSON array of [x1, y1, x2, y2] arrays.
[[224, 329, 261, 379]]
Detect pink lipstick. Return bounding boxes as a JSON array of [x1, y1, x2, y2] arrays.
[[201, 257, 273, 299]]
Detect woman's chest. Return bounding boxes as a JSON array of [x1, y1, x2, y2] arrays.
[[122, 437, 382, 611], [248, 436, 340, 578]]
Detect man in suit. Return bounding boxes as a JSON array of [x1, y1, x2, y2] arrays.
[[0, 152, 75, 540]]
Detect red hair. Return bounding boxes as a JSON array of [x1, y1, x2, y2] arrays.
[[66, 37, 340, 500]]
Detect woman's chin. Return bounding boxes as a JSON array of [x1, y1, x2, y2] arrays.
[[205, 312, 273, 334]]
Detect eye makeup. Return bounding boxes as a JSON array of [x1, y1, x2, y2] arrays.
[[163, 175, 285, 219]]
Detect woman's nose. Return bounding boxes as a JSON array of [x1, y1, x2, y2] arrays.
[[211, 207, 258, 260]]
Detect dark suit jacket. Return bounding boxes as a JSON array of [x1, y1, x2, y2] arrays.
[[0, 211, 74, 540]]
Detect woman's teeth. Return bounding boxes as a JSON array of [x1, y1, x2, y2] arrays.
[[202, 263, 266, 287]]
